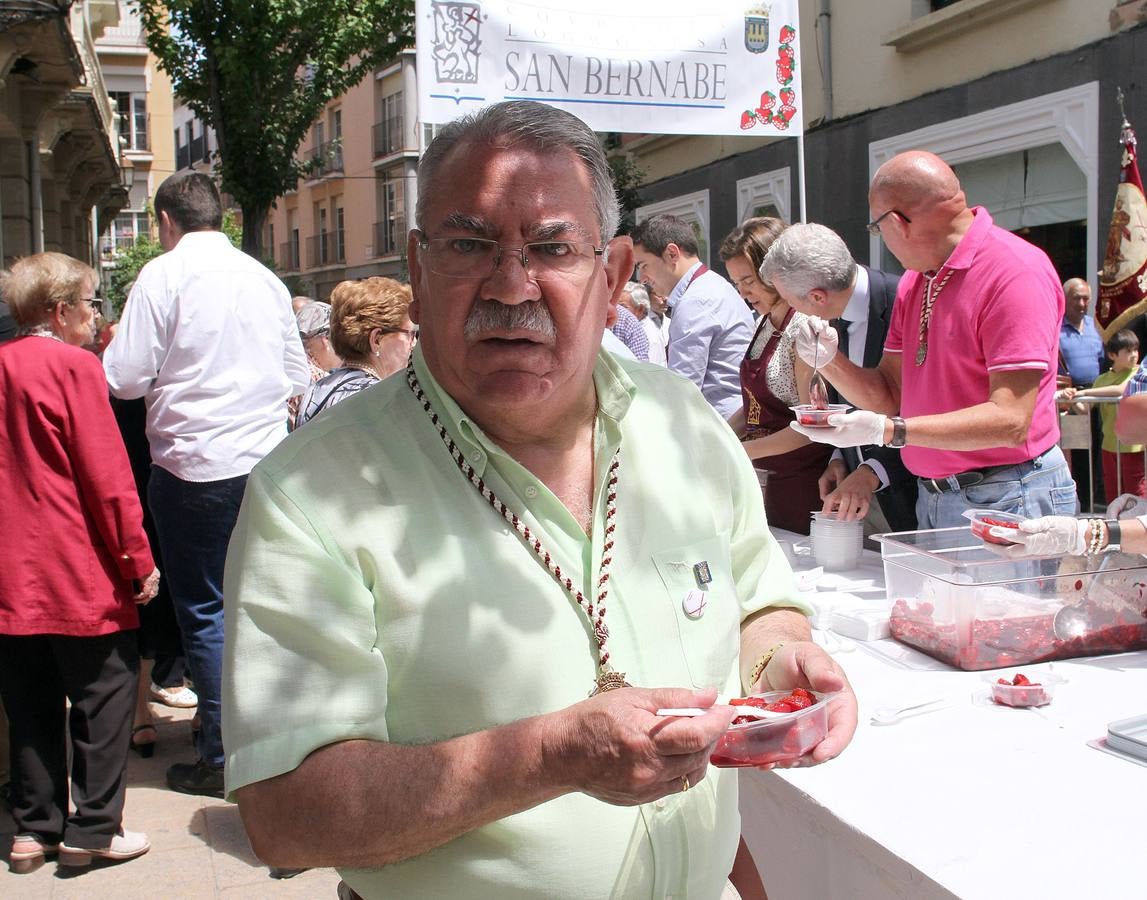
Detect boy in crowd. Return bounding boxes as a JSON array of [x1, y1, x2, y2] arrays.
[[1076, 329, 1144, 502]]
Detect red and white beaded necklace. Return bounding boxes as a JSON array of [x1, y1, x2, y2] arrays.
[[405, 362, 629, 695]]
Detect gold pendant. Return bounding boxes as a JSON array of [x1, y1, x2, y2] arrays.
[[916, 343, 927, 366], [590, 670, 630, 696]]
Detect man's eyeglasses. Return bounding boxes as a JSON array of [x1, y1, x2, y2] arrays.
[[417, 235, 604, 280], [866, 209, 911, 237]]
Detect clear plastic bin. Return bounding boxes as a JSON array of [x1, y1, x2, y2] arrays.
[[876, 527, 1147, 670]]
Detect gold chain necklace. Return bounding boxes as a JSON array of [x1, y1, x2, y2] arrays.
[[405, 362, 629, 696]]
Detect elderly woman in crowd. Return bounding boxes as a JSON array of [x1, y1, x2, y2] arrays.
[[294, 277, 414, 428], [721, 217, 830, 535], [0, 253, 159, 873]]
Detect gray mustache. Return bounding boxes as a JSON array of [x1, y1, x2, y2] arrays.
[[463, 299, 556, 340]]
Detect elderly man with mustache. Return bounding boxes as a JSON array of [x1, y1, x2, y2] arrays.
[[222, 100, 857, 900]]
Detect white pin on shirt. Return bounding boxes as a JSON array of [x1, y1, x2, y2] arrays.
[[682, 588, 708, 619]]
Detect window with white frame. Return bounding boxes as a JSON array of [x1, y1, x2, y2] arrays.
[[636, 190, 711, 265], [736, 168, 792, 225], [111, 92, 148, 151], [868, 82, 1098, 286]]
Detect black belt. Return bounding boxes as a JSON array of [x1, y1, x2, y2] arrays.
[[919, 463, 1016, 494]]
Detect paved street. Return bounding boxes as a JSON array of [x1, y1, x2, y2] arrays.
[[0, 706, 340, 898]]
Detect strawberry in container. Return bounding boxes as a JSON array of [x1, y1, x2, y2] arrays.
[[987, 671, 1060, 707], [963, 509, 1024, 546], [710, 689, 833, 767]]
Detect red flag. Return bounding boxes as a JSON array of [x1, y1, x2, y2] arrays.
[[1098, 115, 1147, 340]]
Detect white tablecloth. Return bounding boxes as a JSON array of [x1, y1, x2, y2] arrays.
[[740, 530, 1147, 898]]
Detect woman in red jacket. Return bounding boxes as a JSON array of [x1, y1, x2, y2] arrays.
[[0, 252, 159, 874]]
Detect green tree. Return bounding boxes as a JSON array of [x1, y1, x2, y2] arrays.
[[608, 152, 646, 237], [136, 0, 413, 258]]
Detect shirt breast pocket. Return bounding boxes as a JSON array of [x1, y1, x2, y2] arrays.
[[651, 534, 741, 690]]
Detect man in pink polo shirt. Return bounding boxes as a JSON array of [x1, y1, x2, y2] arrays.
[[783, 150, 1077, 529]]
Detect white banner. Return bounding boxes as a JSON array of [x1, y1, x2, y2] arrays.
[[415, 0, 802, 137]]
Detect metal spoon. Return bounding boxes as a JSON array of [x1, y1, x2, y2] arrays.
[[1052, 601, 1091, 641], [809, 323, 830, 409], [870, 697, 947, 726]]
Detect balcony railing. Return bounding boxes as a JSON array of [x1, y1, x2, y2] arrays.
[[175, 143, 191, 171], [373, 217, 406, 257], [372, 116, 405, 158], [306, 140, 344, 179], [279, 240, 300, 271], [306, 231, 346, 267]]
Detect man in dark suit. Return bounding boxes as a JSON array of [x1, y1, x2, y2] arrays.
[[760, 223, 917, 533]]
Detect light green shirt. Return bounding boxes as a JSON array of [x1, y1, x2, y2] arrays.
[[223, 345, 809, 900]]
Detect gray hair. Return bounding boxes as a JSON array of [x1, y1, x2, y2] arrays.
[[416, 101, 620, 245], [759, 223, 857, 298], [622, 281, 650, 311]]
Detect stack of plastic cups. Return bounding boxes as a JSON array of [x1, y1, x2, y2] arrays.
[[810, 511, 863, 571]]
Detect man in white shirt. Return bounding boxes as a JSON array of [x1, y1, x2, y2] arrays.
[[619, 281, 667, 365], [760, 223, 917, 532], [631, 215, 753, 418], [103, 173, 309, 798]]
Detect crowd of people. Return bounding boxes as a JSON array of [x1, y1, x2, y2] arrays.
[[0, 98, 1143, 897]]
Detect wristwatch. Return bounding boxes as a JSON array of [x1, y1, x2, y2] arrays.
[[1104, 519, 1122, 552], [888, 416, 908, 448]]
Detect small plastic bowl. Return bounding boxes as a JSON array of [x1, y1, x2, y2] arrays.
[[963, 509, 1024, 546], [983, 670, 1061, 708], [790, 404, 850, 427], [710, 690, 833, 767]]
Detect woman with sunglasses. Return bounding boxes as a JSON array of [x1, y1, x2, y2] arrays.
[[294, 277, 415, 428], [0, 252, 158, 873]]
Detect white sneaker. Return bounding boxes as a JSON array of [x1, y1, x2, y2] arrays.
[[59, 830, 150, 867], [150, 681, 198, 708]]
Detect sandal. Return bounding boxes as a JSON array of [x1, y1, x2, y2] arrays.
[[131, 724, 157, 758]]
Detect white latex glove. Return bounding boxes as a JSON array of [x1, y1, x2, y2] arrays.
[[794, 316, 839, 368], [990, 516, 1088, 558], [1107, 493, 1147, 520], [790, 410, 886, 448]]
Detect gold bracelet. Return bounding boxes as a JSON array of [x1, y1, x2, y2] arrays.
[[749, 642, 787, 689]]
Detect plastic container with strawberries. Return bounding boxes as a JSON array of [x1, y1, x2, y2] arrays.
[[984, 668, 1062, 707], [709, 689, 834, 767], [876, 526, 1147, 670], [790, 404, 849, 427], [962, 509, 1024, 546]]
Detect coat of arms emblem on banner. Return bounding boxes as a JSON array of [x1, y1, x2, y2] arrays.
[[431, 2, 483, 84], [745, 5, 770, 54]]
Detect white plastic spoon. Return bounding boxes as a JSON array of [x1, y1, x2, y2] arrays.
[[655, 706, 788, 720], [870, 697, 947, 726]]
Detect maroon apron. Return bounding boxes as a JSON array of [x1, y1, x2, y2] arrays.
[[740, 310, 832, 535]]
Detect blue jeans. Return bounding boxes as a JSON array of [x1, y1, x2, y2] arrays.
[[915, 445, 1078, 530], [148, 467, 247, 767]]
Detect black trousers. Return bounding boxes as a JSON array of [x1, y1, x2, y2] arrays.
[[0, 630, 138, 849]]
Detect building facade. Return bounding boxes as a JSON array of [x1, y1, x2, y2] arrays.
[[94, 0, 175, 265], [265, 49, 421, 300], [627, 0, 1145, 299], [0, 0, 128, 269]]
